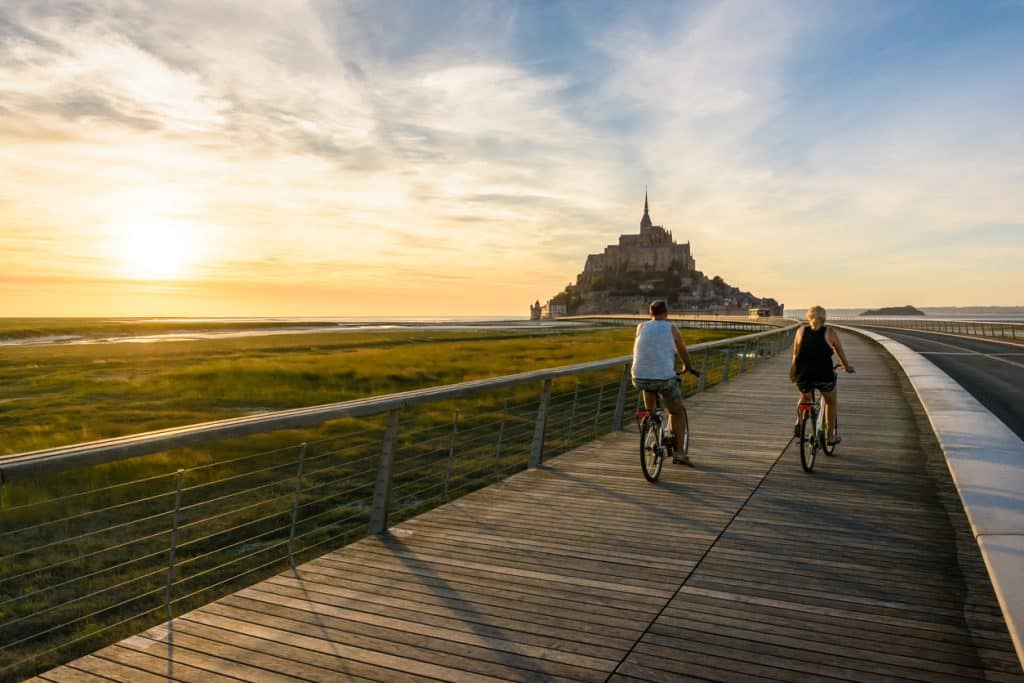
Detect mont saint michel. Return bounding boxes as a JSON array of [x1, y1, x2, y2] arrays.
[[531, 195, 784, 319]]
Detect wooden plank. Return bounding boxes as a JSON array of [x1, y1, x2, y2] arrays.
[[177, 606, 605, 683], [27, 666, 119, 683]]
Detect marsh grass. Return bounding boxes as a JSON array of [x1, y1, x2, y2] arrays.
[[0, 324, 742, 680]]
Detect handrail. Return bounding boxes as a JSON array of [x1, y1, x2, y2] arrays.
[[0, 324, 798, 484], [562, 314, 791, 330], [831, 317, 1023, 341]]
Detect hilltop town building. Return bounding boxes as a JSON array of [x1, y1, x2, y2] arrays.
[[532, 194, 782, 319]]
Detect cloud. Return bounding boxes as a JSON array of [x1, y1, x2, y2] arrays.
[[1, 0, 1022, 315]]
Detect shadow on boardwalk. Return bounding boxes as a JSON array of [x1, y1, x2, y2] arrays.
[[34, 334, 1023, 682]]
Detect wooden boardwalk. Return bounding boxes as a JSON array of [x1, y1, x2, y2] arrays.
[[34, 335, 1023, 682]]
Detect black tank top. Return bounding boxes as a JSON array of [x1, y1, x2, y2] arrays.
[[794, 325, 834, 383]]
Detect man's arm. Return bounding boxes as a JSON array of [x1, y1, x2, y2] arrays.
[[826, 328, 855, 373], [671, 326, 694, 371]]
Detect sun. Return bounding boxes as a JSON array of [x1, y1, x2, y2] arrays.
[[116, 219, 194, 279]]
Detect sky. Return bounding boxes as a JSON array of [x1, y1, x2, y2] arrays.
[[1, 0, 1022, 317]]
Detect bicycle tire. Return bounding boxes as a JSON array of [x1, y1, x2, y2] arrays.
[[823, 413, 838, 456], [799, 411, 816, 472], [640, 417, 663, 482], [819, 393, 835, 456], [677, 405, 690, 456]]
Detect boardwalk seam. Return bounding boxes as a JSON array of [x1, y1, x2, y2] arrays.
[[605, 435, 797, 682]]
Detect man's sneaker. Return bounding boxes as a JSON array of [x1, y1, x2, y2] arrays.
[[673, 452, 693, 466]]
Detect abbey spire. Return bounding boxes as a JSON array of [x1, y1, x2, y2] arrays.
[[640, 188, 652, 230]]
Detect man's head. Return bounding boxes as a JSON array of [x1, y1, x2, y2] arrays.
[[649, 299, 668, 319]]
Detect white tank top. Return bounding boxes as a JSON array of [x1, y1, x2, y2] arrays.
[[631, 320, 677, 380]]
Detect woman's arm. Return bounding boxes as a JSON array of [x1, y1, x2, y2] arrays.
[[790, 326, 804, 376], [826, 328, 855, 373]]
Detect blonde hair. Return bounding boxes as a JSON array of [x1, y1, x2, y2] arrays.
[[807, 305, 826, 330]]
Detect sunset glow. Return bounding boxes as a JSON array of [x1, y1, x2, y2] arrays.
[[115, 219, 194, 280], [1, 1, 1021, 316]]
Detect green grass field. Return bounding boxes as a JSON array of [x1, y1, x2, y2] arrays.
[[0, 322, 737, 456]]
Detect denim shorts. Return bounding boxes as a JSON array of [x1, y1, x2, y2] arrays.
[[632, 377, 683, 405], [798, 376, 837, 394]]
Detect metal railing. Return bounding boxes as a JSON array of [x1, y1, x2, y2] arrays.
[[832, 317, 1023, 342], [562, 314, 791, 332], [0, 323, 797, 681]]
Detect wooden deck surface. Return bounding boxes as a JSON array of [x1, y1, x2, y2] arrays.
[[34, 334, 1023, 682]]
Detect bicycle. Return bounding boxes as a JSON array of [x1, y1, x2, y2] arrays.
[[636, 369, 700, 483], [796, 364, 843, 472]]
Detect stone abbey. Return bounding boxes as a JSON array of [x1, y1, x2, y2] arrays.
[[531, 194, 783, 319]]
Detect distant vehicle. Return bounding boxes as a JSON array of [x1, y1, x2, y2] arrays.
[[749, 307, 771, 318]]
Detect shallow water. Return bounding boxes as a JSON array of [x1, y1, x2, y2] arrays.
[[0, 318, 585, 347]]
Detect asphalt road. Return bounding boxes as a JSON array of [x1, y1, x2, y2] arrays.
[[854, 326, 1024, 441]]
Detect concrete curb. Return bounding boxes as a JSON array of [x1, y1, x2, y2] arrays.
[[837, 324, 1024, 668]]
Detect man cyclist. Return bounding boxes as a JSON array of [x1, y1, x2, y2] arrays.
[[631, 300, 696, 465], [791, 305, 855, 446]]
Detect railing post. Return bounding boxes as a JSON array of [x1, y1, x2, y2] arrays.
[[720, 348, 731, 382], [165, 469, 184, 644], [593, 380, 606, 436], [369, 409, 400, 535], [698, 348, 708, 392], [529, 378, 552, 468], [443, 410, 459, 501], [494, 400, 508, 481], [287, 443, 307, 568], [568, 380, 580, 436], [612, 364, 631, 431]]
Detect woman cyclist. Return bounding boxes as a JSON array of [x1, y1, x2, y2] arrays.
[[791, 305, 854, 446]]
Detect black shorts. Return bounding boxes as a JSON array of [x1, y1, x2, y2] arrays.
[[798, 377, 837, 394]]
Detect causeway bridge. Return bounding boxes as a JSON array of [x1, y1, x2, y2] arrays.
[[2, 321, 1023, 681]]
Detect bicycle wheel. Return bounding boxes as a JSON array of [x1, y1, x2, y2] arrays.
[[823, 413, 838, 456], [799, 411, 816, 472], [640, 417, 663, 482], [677, 405, 690, 457], [815, 396, 827, 448]]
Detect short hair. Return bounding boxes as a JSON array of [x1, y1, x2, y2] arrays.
[[807, 305, 826, 330], [649, 300, 668, 316]]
